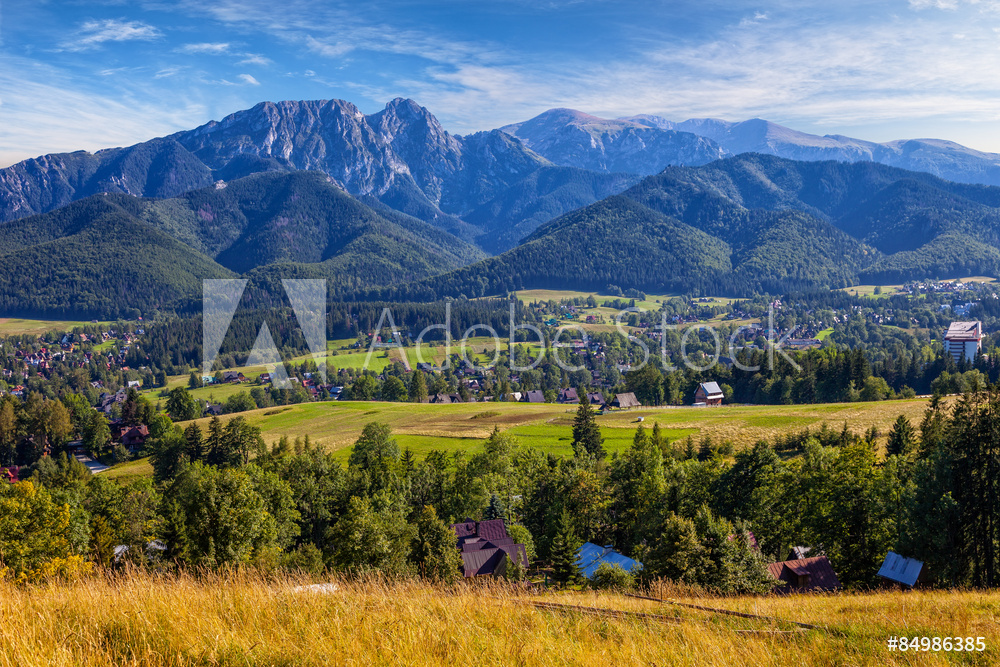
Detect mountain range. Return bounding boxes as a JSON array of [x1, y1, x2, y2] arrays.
[[502, 109, 1000, 186], [4, 98, 1000, 317], [0, 99, 630, 254]]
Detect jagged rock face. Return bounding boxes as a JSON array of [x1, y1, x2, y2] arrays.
[[0, 98, 547, 228], [177, 99, 408, 198], [500, 109, 727, 174], [0, 140, 214, 222]]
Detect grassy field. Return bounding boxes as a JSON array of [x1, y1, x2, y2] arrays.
[[156, 396, 937, 463], [0, 318, 110, 336], [515, 289, 738, 312], [840, 276, 996, 299], [102, 457, 153, 484], [1, 572, 995, 666]]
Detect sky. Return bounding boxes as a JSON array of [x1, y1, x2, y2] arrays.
[[3, 0, 1000, 167]]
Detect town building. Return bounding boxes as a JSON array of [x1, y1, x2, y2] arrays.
[[612, 392, 641, 409], [944, 321, 983, 363]]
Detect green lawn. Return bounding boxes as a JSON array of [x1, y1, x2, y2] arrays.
[[103, 457, 153, 484], [817, 327, 834, 341]]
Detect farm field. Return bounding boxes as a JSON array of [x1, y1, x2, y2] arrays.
[[1, 573, 995, 666], [0, 318, 110, 336], [514, 288, 738, 311], [839, 276, 996, 299], [150, 396, 939, 463]]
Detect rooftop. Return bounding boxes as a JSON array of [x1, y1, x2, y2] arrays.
[[944, 321, 982, 341]]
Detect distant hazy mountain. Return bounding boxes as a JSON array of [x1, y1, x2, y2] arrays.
[[503, 109, 1000, 186], [500, 109, 726, 174]]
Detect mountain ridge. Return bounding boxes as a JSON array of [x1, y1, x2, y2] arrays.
[[502, 109, 1000, 186]]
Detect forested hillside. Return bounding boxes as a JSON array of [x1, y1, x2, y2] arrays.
[[380, 154, 1000, 300], [0, 172, 484, 317]]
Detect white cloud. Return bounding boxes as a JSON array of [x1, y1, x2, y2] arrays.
[[909, 0, 959, 9], [304, 36, 353, 58], [237, 54, 272, 66], [178, 42, 231, 54], [155, 66, 184, 79], [63, 19, 162, 52], [238, 73, 261, 85]]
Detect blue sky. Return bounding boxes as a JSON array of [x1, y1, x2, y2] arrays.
[[2, 0, 1000, 166]]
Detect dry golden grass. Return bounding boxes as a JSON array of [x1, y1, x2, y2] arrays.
[[0, 572, 996, 666]]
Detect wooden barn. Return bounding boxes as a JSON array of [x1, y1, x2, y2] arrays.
[[612, 392, 641, 409]]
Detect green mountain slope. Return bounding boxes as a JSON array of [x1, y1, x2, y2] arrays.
[[0, 171, 486, 317], [139, 171, 484, 273], [374, 153, 1000, 300], [376, 196, 732, 298], [463, 167, 641, 253], [0, 198, 234, 318]]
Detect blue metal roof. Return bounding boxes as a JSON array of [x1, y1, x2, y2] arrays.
[[877, 551, 923, 587], [575, 542, 643, 579]]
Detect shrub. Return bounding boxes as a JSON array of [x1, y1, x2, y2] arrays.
[[589, 563, 635, 591]]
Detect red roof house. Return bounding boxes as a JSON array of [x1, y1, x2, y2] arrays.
[[767, 556, 841, 593]]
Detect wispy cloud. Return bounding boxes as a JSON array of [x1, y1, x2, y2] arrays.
[[155, 66, 185, 79], [237, 54, 272, 66], [0, 56, 207, 167], [304, 36, 353, 58], [178, 42, 230, 54], [62, 19, 162, 52], [238, 73, 260, 85]]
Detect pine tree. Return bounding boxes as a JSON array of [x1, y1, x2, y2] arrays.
[[205, 415, 225, 466], [683, 436, 698, 460], [161, 499, 191, 564], [484, 493, 506, 521], [571, 393, 605, 459], [650, 421, 667, 458], [409, 371, 428, 403], [188, 371, 202, 389], [886, 415, 916, 457], [550, 510, 582, 586], [184, 423, 204, 462]]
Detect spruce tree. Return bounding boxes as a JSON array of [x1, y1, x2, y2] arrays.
[[886, 415, 916, 457], [550, 510, 582, 586], [409, 371, 428, 403], [205, 415, 225, 466], [571, 393, 605, 459], [184, 423, 204, 462], [484, 493, 506, 521]]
